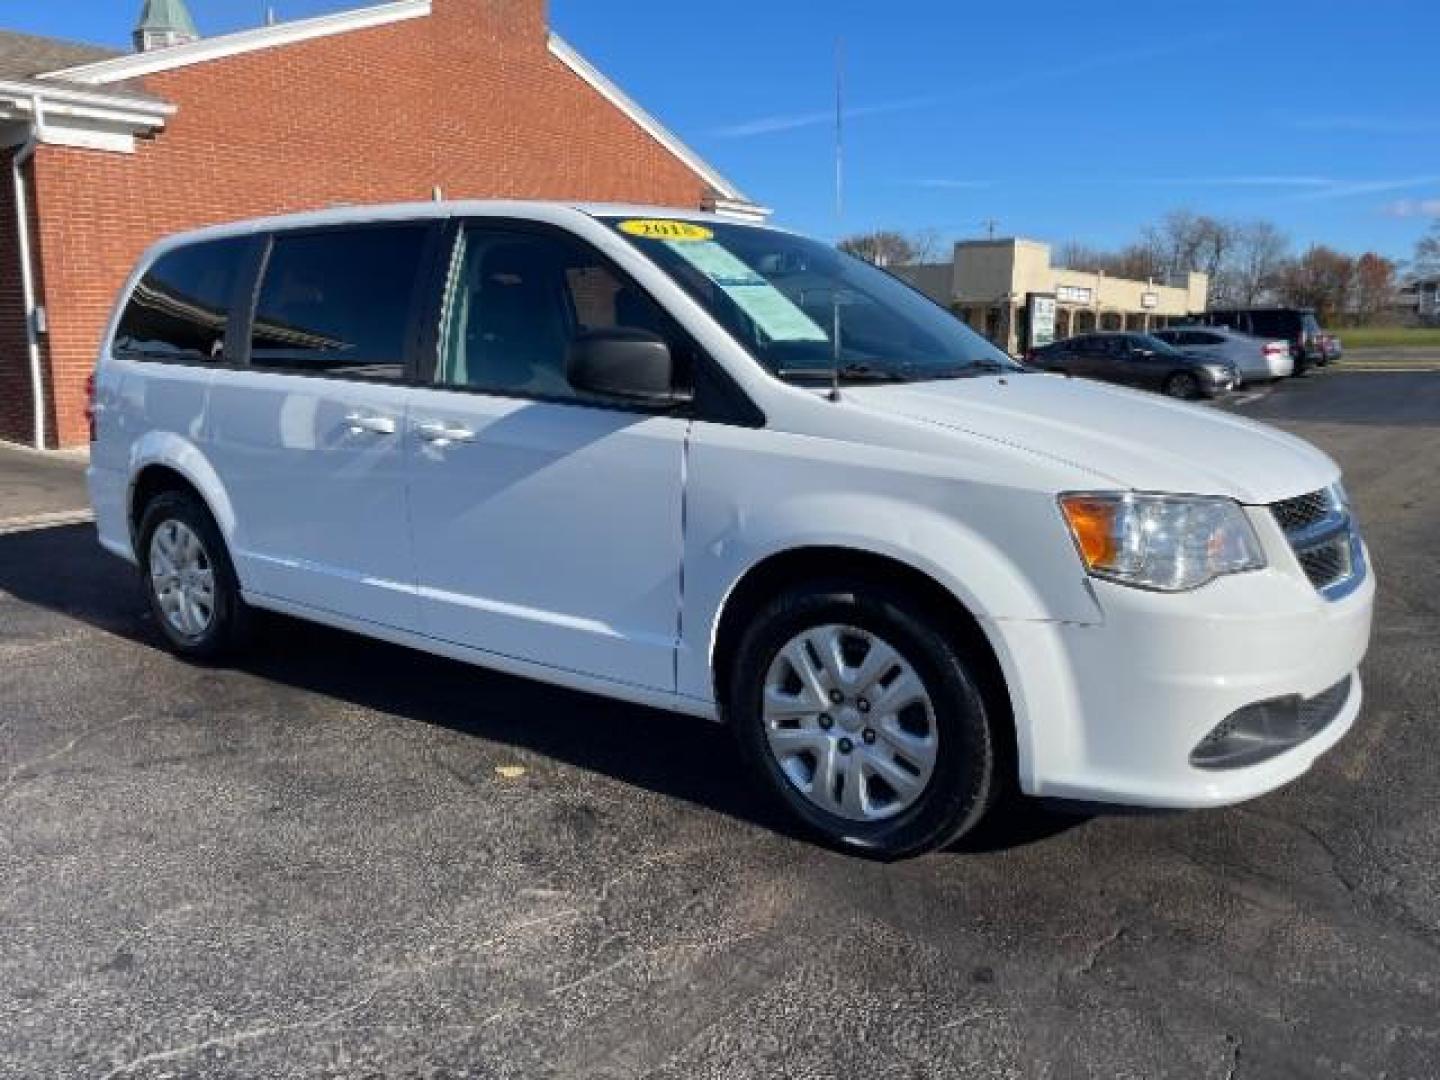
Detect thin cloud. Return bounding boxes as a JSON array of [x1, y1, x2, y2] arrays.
[[1383, 198, 1440, 218], [910, 178, 993, 189], [711, 96, 939, 138], [1275, 111, 1440, 137], [710, 38, 1218, 140], [1127, 175, 1333, 187], [1290, 175, 1440, 202]]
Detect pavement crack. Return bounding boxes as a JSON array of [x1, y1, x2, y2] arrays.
[[96, 981, 388, 1079], [3, 716, 134, 791], [1224, 1033, 1243, 1080], [94, 908, 586, 1078], [1073, 926, 1126, 978]]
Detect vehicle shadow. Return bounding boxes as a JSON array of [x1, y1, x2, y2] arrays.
[[0, 523, 1087, 856]]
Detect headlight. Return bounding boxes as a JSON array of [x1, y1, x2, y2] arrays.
[[1059, 492, 1266, 591]]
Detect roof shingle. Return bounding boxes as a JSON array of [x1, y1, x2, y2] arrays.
[[0, 29, 119, 81], [0, 30, 165, 105]]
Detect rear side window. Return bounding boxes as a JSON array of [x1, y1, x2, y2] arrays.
[[1249, 312, 1292, 337], [250, 225, 430, 380], [113, 238, 249, 363]]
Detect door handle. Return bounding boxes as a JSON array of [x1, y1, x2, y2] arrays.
[[344, 412, 397, 435], [415, 420, 476, 445]]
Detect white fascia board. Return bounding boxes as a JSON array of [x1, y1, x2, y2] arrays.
[[703, 196, 774, 223], [41, 0, 431, 85], [0, 80, 173, 124], [547, 33, 752, 206], [40, 119, 138, 154]]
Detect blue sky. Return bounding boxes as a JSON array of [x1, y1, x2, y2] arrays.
[[11, 0, 1438, 260]]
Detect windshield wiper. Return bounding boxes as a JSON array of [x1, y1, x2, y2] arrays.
[[927, 359, 1021, 378], [775, 363, 911, 384]]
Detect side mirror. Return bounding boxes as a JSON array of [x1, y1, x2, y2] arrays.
[[567, 328, 681, 405]]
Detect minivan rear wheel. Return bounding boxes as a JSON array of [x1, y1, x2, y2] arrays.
[[137, 490, 248, 659], [729, 582, 999, 859]]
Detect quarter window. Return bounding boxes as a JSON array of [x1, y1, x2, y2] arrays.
[[436, 226, 682, 401], [250, 226, 429, 379], [114, 238, 249, 363]]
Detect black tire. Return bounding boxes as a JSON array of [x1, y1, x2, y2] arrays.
[[729, 581, 1000, 859], [136, 489, 249, 659], [1162, 371, 1200, 399]]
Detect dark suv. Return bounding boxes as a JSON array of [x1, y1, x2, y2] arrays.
[[1194, 308, 1328, 373], [1025, 332, 1237, 399]]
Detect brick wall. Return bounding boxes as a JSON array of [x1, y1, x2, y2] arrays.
[[16, 0, 717, 446]]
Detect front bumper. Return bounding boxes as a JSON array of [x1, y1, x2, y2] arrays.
[[1198, 370, 1237, 396], [992, 531, 1374, 809]]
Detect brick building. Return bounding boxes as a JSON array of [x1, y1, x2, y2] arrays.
[[0, 0, 762, 448]]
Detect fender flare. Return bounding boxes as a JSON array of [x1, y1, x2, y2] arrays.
[[127, 431, 238, 542]]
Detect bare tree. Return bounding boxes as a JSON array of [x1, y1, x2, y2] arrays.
[[1351, 252, 1398, 325], [1228, 221, 1290, 305], [838, 230, 920, 267], [908, 227, 945, 264], [1141, 210, 1236, 295], [1414, 220, 1440, 277], [1107, 243, 1169, 282], [1055, 241, 1165, 280], [1055, 242, 1109, 271], [1274, 246, 1355, 323]]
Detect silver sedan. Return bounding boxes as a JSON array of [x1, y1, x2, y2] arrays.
[[1153, 325, 1295, 382]]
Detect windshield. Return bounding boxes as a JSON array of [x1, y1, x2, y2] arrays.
[[604, 217, 1017, 385]]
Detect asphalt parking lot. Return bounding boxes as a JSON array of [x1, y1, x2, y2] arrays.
[[2, 369, 1438, 1079]]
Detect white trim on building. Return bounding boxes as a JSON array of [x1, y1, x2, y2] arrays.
[[40, 0, 432, 84], [0, 79, 174, 151]]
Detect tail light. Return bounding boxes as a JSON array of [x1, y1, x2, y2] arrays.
[[84, 372, 96, 442]]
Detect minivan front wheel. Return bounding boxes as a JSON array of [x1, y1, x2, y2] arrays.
[[730, 583, 999, 858], [138, 490, 248, 659]]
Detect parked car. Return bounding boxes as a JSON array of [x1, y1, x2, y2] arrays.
[[1151, 325, 1294, 382], [1025, 332, 1239, 398], [88, 203, 1372, 858], [1194, 308, 1328, 372]]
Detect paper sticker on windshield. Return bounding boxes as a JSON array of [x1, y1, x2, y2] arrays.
[[665, 240, 829, 343], [618, 219, 713, 242]]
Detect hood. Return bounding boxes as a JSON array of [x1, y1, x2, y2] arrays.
[[846, 373, 1338, 504]]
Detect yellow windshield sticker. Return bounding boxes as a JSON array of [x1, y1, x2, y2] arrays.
[[618, 219, 713, 242]]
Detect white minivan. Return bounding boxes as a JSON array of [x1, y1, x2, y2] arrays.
[[88, 202, 1374, 857]]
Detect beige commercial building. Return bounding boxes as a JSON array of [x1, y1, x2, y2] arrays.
[[899, 238, 1209, 355]]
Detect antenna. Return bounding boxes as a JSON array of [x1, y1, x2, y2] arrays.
[[830, 36, 844, 403], [983, 217, 998, 240]]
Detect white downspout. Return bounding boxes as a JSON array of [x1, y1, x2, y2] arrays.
[[12, 94, 46, 449]]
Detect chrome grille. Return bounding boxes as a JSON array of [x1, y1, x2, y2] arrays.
[[1269, 487, 1364, 600]]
